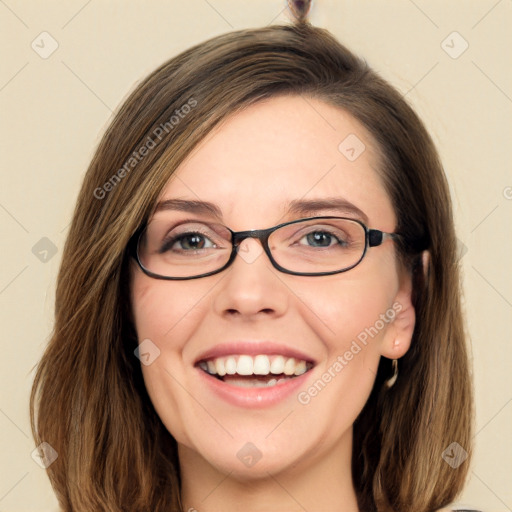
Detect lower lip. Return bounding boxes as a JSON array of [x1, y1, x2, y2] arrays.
[[196, 367, 313, 408]]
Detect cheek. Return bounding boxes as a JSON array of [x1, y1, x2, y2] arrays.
[[292, 271, 397, 432], [299, 265, 398, 353], [130, 272, 207, 343], [130, 272, 213, 445]]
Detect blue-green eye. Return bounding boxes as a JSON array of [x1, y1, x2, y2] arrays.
[[299, 230, 345, 248]]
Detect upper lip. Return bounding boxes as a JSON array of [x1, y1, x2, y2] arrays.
[[194, 341, 317, 365]]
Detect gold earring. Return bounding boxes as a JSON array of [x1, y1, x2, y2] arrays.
[[385, 359, 398, 389]]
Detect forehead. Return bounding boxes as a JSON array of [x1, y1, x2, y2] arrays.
[[158, 95, 395, 229]]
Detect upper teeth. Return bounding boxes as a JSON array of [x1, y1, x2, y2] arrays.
[[198, 355, 311, 377]]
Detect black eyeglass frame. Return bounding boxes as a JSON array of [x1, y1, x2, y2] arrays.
[[128, 215, 403, 280]]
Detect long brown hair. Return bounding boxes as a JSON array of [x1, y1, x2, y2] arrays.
[[30, 20, 474, 512]]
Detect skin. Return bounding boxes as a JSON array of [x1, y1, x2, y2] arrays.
[[130, 95, 417, 512]]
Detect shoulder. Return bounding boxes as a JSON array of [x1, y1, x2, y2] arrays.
[[436, 508, 484, 512]]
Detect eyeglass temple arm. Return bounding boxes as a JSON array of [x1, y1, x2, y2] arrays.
[[368, 229, 401, 247]]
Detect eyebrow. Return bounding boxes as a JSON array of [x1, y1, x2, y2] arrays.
[[154, 197, 368, 224], [155, 198, 222, 218], [286, 198, 368, 224]]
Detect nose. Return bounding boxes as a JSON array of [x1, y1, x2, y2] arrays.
[[212, 237, 289, 318]]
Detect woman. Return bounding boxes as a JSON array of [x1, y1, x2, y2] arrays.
[[30, 5, 479, 512]]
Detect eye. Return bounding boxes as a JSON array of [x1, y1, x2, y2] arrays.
[[301, 230, 338, 247], [153, 221, 232, 255], [160, 230, 217, 253], [296, 227, 349, 248]]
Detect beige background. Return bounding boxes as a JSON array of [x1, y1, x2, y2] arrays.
[[1, 1, 511, 510]]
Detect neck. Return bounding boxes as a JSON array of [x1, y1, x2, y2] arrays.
[[179, 428, 360, 512]]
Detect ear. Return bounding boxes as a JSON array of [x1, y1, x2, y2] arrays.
[[380, 268, 416, 359]]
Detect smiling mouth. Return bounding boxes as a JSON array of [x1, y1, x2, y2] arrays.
[[196, 354, 314, 388]]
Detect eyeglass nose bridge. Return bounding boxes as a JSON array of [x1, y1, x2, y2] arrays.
[[231, 226, 273, 245], [229, 226, 275, 264]]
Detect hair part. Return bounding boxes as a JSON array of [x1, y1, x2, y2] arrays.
[[31, 21, 473, 512]]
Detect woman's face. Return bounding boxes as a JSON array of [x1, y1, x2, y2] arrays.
[[130, 95, 416, 479]]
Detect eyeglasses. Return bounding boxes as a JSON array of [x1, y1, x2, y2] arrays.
[[129, 216, 403, 280]]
